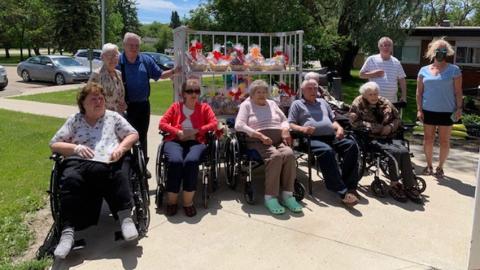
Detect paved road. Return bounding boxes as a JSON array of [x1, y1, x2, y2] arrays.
[[0, 66, 85, 97]]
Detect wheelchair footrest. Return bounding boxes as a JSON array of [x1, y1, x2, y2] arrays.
[[72, 239, 86, 251]]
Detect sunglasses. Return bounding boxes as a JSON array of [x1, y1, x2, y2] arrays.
[[435, 48, 448, 53], [184, 89, 201, 95]]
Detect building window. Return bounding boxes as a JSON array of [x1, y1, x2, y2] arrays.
[[394, 46, 420, 64], [456, 47, 480, 65]]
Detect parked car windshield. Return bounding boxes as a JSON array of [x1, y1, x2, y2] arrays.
[[53, 58, 82, 67]]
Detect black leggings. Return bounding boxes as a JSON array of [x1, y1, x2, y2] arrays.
[[59, 157, 133, 230], [127, 101, 150, 159]]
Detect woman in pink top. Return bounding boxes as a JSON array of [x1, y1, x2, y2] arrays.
[[235, 80, 302, 215]]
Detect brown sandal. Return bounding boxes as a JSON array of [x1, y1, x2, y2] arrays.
[[434, 167, 444, 178], [422, 166, 433, 175], [165, 204, 178, 216], [183, 205, 197, 217]]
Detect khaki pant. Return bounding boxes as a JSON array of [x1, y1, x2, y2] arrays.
[[246, 129, 296, 196]]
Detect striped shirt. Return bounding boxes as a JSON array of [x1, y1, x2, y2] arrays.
[[235, 98, 289, 136], [360, 54, 406, 102]]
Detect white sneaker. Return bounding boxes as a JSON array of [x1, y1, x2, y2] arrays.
[[121, 217, 138, 241]]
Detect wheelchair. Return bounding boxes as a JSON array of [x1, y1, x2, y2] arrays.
[[36, 143, 150, 259], [155, 131, 220, 210], [289, 128, 364, 196], [351, 126, 427, 198], [223, 119, 306, 204]]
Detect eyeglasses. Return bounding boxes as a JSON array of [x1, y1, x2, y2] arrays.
[[184, 89, 201, 95]]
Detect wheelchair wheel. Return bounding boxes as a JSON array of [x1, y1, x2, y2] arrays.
[[293, 179, 306, 202], [225, 136, 239, 189], [155, 184, 165, 209], [379, 159, 391, 179], [371, 177, 388, 197], [202, 176, 209, 209], [414, 176, 427, 194], [36, 223, 60, 259], [132, 177, 150, 236], [210, 139, 220, 192], [244, 181, 255, 204]]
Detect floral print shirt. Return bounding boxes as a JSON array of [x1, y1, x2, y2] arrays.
[[88, 66, 127, 113], [50, 110, 137, 162]]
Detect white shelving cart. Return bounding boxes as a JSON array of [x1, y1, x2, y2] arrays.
[[172, 26, 304, 116]]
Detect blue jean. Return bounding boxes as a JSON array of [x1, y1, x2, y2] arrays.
[[163, 140, 207, 193], [309, 136, 359, 193]]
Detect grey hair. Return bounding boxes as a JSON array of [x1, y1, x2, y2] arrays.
[[304, 72, 320, 82], [377, 36, 393, 48], [248, 79, 269, 96], [359, 82, 380, 95], [101, 43, 119, 57], [301, 79, 318, 89], [123, 32, 142, 44], [425, 37, 455, 61]]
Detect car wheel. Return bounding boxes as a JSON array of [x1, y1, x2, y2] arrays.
[[21, 70, 31, 82], [55, 74, 65, 85]]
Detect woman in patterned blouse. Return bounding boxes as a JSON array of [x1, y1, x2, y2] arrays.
[[49, 82, 139, 259], [88, 43, 127, 113]]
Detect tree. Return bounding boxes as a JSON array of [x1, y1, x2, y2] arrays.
[[420, 0, 480, 26], [117, 0, 141, 36], [170, 11, 181, 29], [51, 0, 100, 53]]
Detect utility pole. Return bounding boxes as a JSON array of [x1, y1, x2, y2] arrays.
[[101, 0, 105, 46]]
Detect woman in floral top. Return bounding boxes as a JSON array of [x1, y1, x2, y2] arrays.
[[49, 82, 139, 259], [88, 43, 127, 113]]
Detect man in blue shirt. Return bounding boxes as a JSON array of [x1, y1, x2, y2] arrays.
[[288, 79, 360, 207], [118, 32, 177, 175]]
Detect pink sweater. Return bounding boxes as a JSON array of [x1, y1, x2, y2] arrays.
[[235, 98, 289, 136]]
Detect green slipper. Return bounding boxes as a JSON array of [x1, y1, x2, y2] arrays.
[[282, 196, 303, 213], [264, 198, 285, 215]]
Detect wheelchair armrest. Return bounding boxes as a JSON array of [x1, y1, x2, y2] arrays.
[[402, 123, 416, 131], [392, 101, 407, 109], [50, 153, 63, 162], [289, 129, 310, 140], [158, 130, 169, 136]]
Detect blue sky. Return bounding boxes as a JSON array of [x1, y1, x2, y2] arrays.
[[136, 0, 201, 24]]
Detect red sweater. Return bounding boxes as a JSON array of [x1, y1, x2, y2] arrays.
[[159, 102, 218, 144]]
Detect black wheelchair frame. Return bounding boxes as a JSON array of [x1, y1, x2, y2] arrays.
[[36, 143, 150, 259], [155, 131, 220, 210], [223, 122, 306, 205]]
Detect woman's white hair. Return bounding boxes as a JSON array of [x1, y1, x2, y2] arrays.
[[248, 79, 269, 96], [123, 32, 142, 44], [304, 72, 320, 82], [301, 79, 318, 89], [359, 81, 380, 95], [425, 37, 455, 61], [101, 43, 119, 57]]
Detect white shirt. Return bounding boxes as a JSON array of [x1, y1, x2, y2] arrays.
[[181, 105, 194, 129], [360, 54, 406, 102]]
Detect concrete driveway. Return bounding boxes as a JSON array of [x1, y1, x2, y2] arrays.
[[0, 66, 85, 97]]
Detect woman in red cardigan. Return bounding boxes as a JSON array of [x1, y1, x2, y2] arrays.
[[159, 79, 218, 217]]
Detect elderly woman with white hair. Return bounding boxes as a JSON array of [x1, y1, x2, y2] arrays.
[[88, 43, 127, 113], [235, 79, 303, 215], [416, 38, 462, 178], [349, 82, 423, 204]]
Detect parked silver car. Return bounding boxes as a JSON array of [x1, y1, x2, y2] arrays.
[[0, 65, 7, 90], [17, 55, 91, 85], [74, 49, 103, 71]]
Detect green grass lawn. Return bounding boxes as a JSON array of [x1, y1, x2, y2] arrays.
[[12, 71, 418, 122], [0, 109, 61, 269]]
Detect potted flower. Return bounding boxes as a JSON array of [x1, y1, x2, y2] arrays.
[[462, 113, 480, 137]]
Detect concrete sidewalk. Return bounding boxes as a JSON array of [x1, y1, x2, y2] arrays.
[[1, 96, 479, 270]]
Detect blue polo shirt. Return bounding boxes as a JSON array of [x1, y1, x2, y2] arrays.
[[288, 98, 336, 136], [117, 53, 162, 102]]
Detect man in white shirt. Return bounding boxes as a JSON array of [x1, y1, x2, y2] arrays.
[[359, 37, 407, 103]]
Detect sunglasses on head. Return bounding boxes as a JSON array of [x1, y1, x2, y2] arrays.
[[184, 89, 201, 95]]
